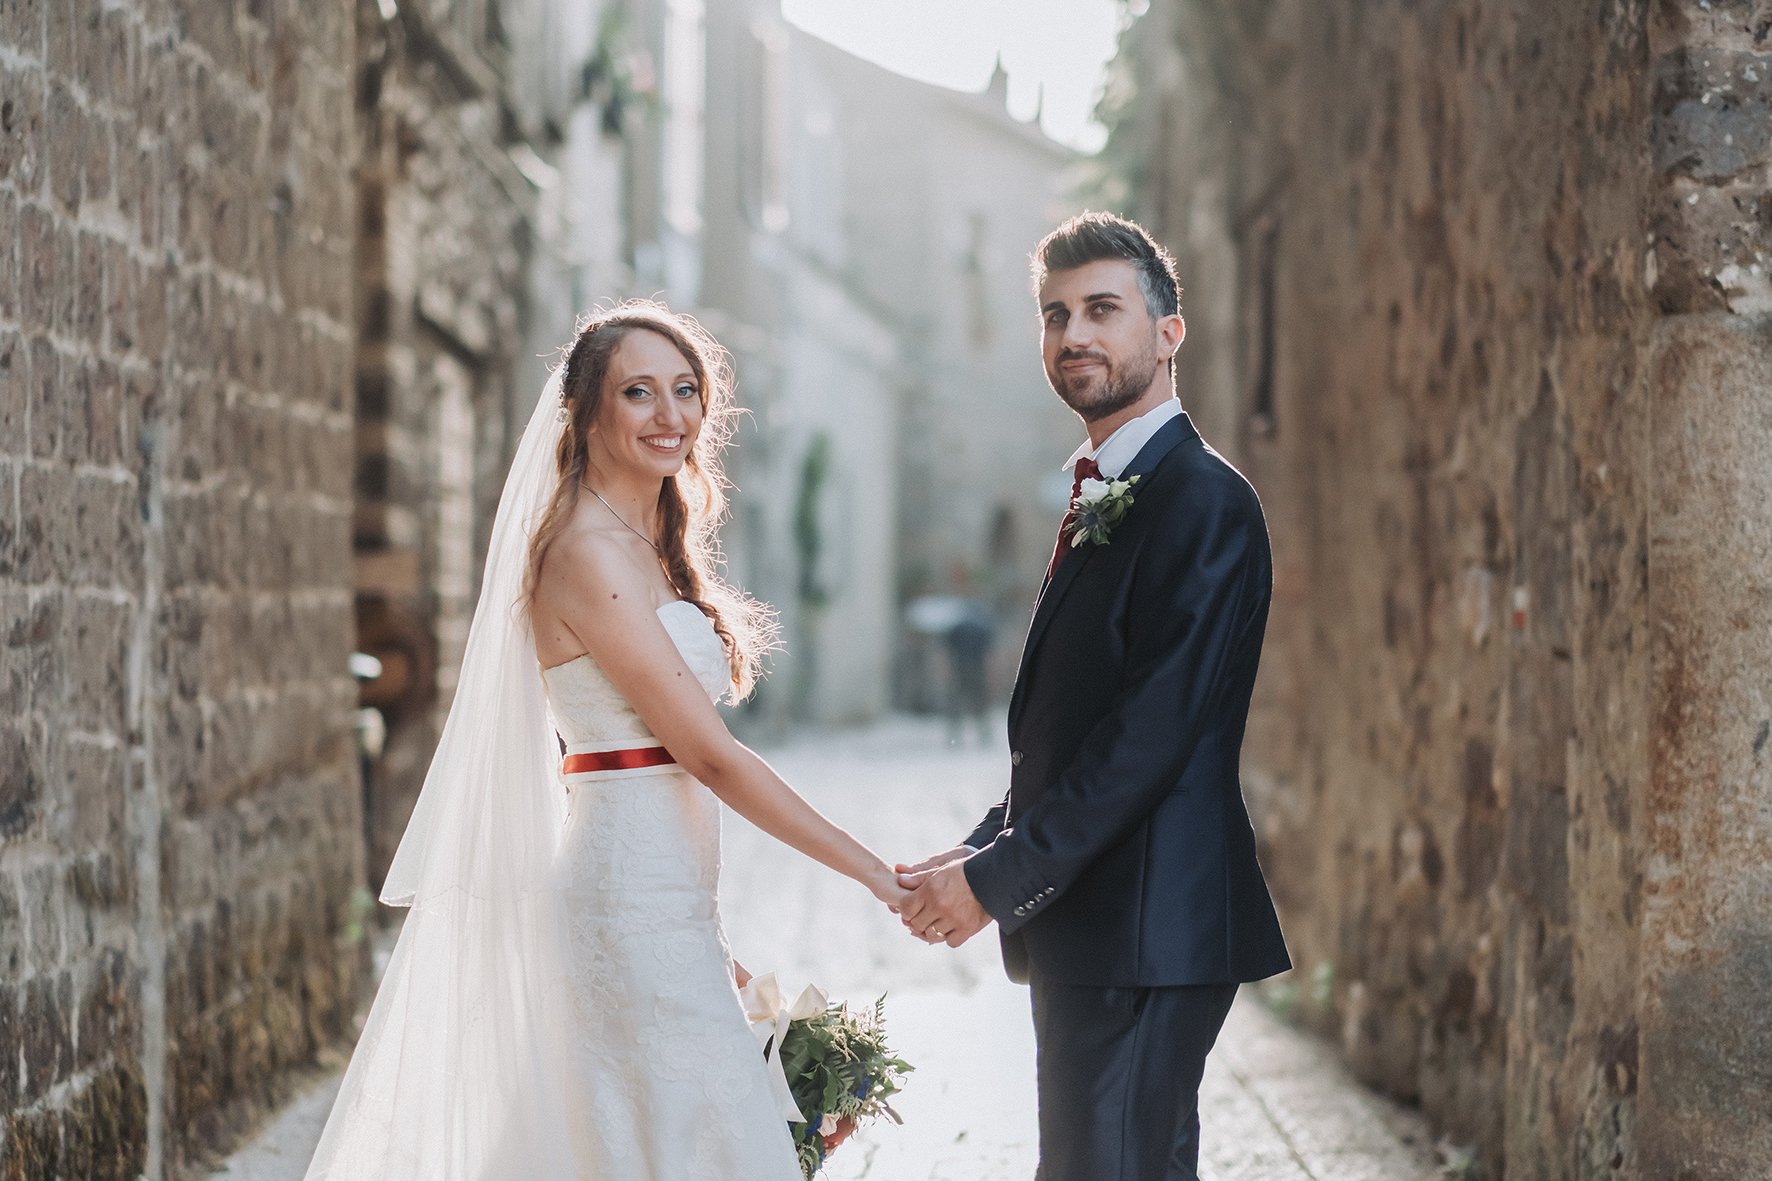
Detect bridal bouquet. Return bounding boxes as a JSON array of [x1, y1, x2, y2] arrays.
[[739, 975, 913, 1179]]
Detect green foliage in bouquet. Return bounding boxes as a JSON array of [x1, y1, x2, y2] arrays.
[[778, 996, 912, 1179]]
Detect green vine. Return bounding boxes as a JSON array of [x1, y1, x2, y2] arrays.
[[794, 433, 832, 608], [580, 5, 658, 136]]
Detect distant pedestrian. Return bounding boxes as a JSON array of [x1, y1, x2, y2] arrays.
[[945, 611, 995, 746]]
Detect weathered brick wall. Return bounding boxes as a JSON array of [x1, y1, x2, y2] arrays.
[[351, 0, 533, 890], [0, 1, 364, 1177], [1102, 0, 1770, 1176]]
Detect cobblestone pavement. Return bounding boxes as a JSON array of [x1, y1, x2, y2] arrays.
[[212, 715, 1441, 1181]]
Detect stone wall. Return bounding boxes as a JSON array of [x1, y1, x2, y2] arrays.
[[351, 0, 535, 889], [1634, 12, 1772, 1176], [1101, 0, 1771, 1176], [0, 1, 364, 1177]]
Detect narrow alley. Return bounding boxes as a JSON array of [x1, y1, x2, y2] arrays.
[[213, 717, 1441, 1181]]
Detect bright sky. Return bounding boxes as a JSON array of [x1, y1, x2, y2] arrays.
[[778, 0, 1127, 153]]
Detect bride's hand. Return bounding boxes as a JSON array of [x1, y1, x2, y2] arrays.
[[732, 959, 752, 990], [866, 863, 915, 912], [894, 846, 973, 879]]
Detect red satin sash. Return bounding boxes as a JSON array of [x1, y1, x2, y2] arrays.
[[561, 746, 677, 776]]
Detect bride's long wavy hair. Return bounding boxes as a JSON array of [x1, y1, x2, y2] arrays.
[[523, 301, 776, 700]]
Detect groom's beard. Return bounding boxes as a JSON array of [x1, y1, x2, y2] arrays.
[[1049, 335, 1165, 423]]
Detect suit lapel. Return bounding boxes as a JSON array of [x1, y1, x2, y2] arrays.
[[1008, 413, 1200, 730]]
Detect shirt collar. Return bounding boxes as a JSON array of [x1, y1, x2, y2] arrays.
[[1062, 397, 1184, 480]]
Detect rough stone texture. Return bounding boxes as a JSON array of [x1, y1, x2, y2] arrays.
[[0, 1, 365, 1177], [1639, 313, 1772, 1177], [1099, 0, 1771, 1176], [350, 0, 534, 890]]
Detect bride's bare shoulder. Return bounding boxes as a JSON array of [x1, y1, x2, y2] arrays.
[[540, 518, 649, 602], [531, 521, 665, 666]]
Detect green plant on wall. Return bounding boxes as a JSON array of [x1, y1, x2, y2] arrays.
[[795, 432, 833, 609], [580, 4, 659, 136], [1311, 959, 1335, 1013]]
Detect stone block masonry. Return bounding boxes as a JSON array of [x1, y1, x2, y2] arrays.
[[1100, 0, 1772, 1176], [0, 1, 364, 1178]]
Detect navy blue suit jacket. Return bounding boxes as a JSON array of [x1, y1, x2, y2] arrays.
[[962, 413, 1292, 988]]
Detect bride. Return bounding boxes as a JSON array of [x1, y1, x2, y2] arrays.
[[304, 302, 908, 1180]]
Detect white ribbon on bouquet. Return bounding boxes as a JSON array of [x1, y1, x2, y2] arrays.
[[738, 973, 829, 1123]]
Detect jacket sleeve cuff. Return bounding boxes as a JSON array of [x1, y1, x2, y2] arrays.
[[962, 837, 1057, 936]]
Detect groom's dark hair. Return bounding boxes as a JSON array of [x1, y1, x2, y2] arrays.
[[1033, 212, 1182, 321]]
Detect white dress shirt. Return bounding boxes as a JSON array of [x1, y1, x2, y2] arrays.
[[1062, 397, 1184, 480]]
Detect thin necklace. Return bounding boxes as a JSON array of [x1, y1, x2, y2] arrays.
[[582, 482, 659, 552]]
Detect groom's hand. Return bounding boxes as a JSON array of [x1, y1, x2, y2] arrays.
[[896, 860, 991, 948]]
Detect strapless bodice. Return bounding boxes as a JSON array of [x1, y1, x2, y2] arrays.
[[540, 600, 729, 747]]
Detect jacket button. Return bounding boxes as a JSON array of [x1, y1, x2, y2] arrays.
[[1013, 906, 1026, 916], [1011, 750, 1023, 766]]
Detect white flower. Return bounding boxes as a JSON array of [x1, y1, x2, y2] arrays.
[[1062, 474, 1142, 549], [819, 1114, 840, 1136]]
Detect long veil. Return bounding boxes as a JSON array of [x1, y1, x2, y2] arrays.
[[305, 370, 576, 1179]]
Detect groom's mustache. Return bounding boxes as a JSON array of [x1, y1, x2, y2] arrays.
[[1056, 349, 1110, 367]]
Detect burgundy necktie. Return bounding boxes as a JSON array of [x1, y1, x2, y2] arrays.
[[1045, 456, 1104, 582]]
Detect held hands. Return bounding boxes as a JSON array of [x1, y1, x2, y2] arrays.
[[897, 847, 972, 876], [892, 849, 991, 948], [865, 863, 915, 915]]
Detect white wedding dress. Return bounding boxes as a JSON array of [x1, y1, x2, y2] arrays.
[[305, 363, 805, 1180], [306, 599, 802, 1181], [540, 600, 802, 1180]]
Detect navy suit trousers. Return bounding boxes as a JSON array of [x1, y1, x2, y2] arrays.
[[1031, 976, 1239, 1181]]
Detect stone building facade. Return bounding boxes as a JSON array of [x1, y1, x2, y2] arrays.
[[0, 1, 364, 1177], [774, 43, 1081, 719], [1100, 0, 1771, 1176], [350, 0, 541, 889], [694, 0, 1080, 725]]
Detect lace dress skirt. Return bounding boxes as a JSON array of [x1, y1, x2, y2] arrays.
[[557, 766, 800, 1180]]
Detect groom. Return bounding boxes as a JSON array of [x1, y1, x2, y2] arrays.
[[896, 212, 1292, 1180]]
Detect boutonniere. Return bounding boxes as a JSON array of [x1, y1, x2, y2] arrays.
[[1064, 475, 1140, 548]]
